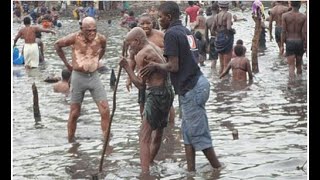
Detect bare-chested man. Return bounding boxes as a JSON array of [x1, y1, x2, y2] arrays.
[[13, 16, 55, 69], [220, 44, 253, 83], [119, 27, 174, 174], [53, 69, 71, 96], [54, 17, 110, 143], [148, 6, 160, 30], [126, 14, 175, 124], [281, 1, 307, 82], [194, 8, 206, 37], [211, 1, 234, 75], [268, 1, 289, 55], [205, 2, 219, 69]]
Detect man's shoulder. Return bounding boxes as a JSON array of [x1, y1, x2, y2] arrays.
[[166, 26, 185, 36], [282, 11, 291, 18], [96, 33, 107, 41], [152, 29, 164, 36]]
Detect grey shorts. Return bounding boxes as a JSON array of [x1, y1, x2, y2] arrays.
[[70, 70, 107, 104], [180, 75, 213, 151]]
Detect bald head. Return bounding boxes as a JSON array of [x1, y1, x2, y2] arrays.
[[125, 27, 147, 42], [81, 17, 97, 41], [82, 17, 96, 28]]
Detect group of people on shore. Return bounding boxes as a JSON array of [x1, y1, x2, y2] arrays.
[[13, 0, 307, 176]]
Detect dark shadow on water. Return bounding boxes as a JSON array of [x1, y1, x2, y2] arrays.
[[68, 142, 81, 155]]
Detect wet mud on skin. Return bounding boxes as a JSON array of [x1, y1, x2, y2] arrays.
[[12, 3, 308, 180]]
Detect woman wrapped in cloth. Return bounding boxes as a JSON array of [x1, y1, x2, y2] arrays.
[[211, 1, 235, 75]]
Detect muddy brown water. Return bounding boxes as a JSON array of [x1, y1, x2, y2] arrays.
[[12, 4, 308, 180]]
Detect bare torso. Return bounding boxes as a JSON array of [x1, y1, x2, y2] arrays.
[[17, 26, 40, 44], [53, 81, 70, 95], [270, 5, 289, 27], [206, 15, 216, 36], [282, 10, 307, 40], [195, 15, 206, 30], [212, 10, 232, 32], [136, 42, 167, 88], [147, 29, 164, 49], [60, 32, 106, 72], [230, 57, 251, 81]]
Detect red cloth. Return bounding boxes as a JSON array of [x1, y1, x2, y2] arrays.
[[185, 5, 200, 23]]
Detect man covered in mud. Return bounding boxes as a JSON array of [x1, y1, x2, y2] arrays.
[[126, 14, 175, 124], [119, 27, 174, 174], [280, 1, 307, 82], [54, 17, 110, 143], [211, 1, 234, 75], [13, 16, 55, 69], [219, 44, 253, 83], [268, 1, 290, 55]]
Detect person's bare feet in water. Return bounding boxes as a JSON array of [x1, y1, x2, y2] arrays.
[[68, 136, 76, 143]]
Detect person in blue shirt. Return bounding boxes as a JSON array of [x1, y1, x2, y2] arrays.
[[85, 2, 99, 20], [140, 1, 224, 173]]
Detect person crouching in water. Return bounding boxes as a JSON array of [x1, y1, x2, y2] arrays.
[[220, 44, 253, 89], [53, 69, 72, 96]]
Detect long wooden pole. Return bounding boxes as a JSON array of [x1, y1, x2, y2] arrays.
[[251, 16, 261, 73], [32, 82, 41, 123], [99, 41, 127, 172]]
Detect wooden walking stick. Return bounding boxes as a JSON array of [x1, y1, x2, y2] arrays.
[[98, 41, 127, 173], [32, 82, 41, 123]]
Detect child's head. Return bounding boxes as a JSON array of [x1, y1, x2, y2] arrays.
[[236, 39, 243, 45], [198, 8, 204, 15], [234, 44, 245, 57], [61, 69, 71, 81]]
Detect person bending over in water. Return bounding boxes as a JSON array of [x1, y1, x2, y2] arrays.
[[119, 27, 174, 174]]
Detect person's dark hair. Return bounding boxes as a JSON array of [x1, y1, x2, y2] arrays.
[[206, 6, 212, 16], [158, 1, 180, 20], [234, 44, 245, 56], [61, 69, 71, 81], [129, 21, 137, 29], [23, 16, 31, 25], [236, 39, 243, 45], [129, 11, 134, 16], [188, 1, 194, 6], [212, 1, 219, 11], [290, 1, 301, 8], [194, 31, 202, 40]]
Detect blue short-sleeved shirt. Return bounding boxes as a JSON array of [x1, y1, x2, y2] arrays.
[[164, 20, 202, 96]]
